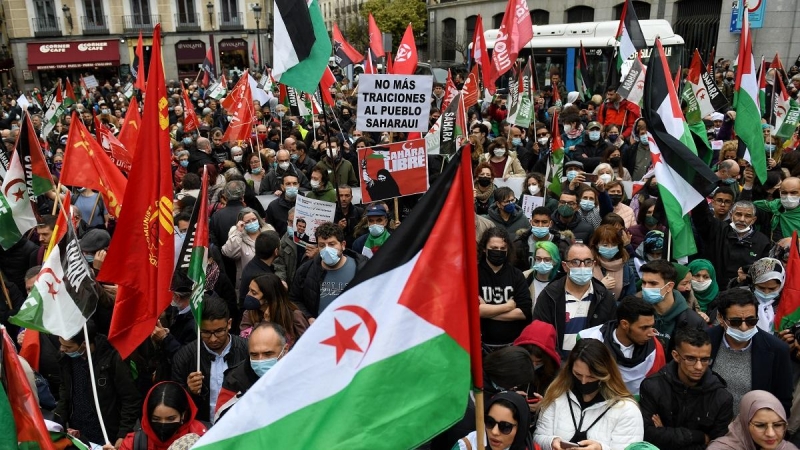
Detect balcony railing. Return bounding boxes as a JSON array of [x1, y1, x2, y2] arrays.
[[219, 12, 243, 30], [123, 14, 158, 33], [81, 15, 109, 35], [175, 12, 201, 32], [31, 17, 61, 37]]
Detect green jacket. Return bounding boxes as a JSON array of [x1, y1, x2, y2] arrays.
[[316, 158, 359, 187], [306, 181, 337, 204]]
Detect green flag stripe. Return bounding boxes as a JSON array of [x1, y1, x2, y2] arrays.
[[0, 192, 24, 250], [733, 89, 767, 183]]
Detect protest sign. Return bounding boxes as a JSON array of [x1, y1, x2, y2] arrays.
[[493, 177, 526, 199], [521, 195, 544, 218], [356, 74, 433, 132], [83, 75, 99, 89], [293, 195, 337, 247], [358, 138, 430, 203]]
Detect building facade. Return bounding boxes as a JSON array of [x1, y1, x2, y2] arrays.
[[4, 0, 274, 89]]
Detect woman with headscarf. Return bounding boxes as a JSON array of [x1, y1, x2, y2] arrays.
[[672, 262, 702, 317], [628, 230, 664, 285], [455, 391, 535, 450], [744, 258, 786, 333], [688, 259, 720, 323], [708, 390, 798, 450]]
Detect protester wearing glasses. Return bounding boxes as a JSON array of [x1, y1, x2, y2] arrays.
[[551, 190, 594, 243], [485, 187, 530, 236], [707, 289, 793, 416], [533, 243, 616, 357], [639, 326, 733, 450], [455, 391, 534, 450], [534, 338, 643, 450], [708, 390, 798, 450]]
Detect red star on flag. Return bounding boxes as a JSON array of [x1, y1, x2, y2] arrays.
[[12, 187, 24, 201], [46, 281, 58, 300], [699, 93, 706, 100], [651, 150, 662, 166], [320, 319, 363, 363]]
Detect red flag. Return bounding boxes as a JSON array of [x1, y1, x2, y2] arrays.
[[18, 329, 40, 372], [488, 0, 533, 93], [134, 32, 146, 91], [673, 65, 682, 91], [98, 24, 174, 359], [775, 232, 800, 330], [393, 24, 418, 75], [461, 64, 480, 108], [386, 52, 394, 74], [332, 23, 364, 68], [202, 47, 216, 87], [2, 328, 57, 450], [93, 111, 102, 145], [220, 73, 249, 111], [320, 66, 336, 107], [441, 69, 459, 111], [222, 80, 254, 145], [364, 49, 377, 75], [65, 78, 77, 103], [772, 53, 785, 74], [97, 125, 133, 173], [182, 90, 200, 133], [368, 13, 384, 57], [251, 40, 260, 68], [61, 113, 127, 218], [471, 15, 491, 90], [118, 96, 141, 158]]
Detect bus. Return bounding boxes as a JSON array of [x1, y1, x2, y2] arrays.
[[483, 19, 685, 94]]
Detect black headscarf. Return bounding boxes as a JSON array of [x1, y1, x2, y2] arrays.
[[486, 391, 533, 450]]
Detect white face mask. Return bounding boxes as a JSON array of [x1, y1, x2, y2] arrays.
[[233, 154, 243, 163], [691, 279, 713, 291], [278, 162, 290, 171], [563, 124, 572, 133], [493, 148, 506, 157], [528, 185, 540, 195], [729, 221, 751, 234], [599, 174, 613, 184], [781, 195, 800, 210], [538, 137, 549, 146]]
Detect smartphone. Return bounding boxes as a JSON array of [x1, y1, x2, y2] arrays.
[[561, 441, 583, 449], [583, 173, 598, 183]]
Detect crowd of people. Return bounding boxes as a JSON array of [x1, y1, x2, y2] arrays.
[[1, 57, 800, 450]]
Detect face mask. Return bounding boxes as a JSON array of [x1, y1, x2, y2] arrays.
[[754, 289, 780, 303], [244, 221, 261, 233], [533, 261, 553, 274], [233, 155, 242, 163], [503, 203, 516, 214], [765, 144, 776, 153], [528, 185, 540, 195], [290, 153, 299, 162], [558, 204, 575, 218], [477, 178, 492, 188], [566, 170, 579, 182], [599, 174, 613, 184], [285, 187, 299, 199], [723, 178, 737, 185], [642, 285, 668, 304], [781, 195, 800, 210], [493, 148, 506, 157], [575, 379, 601, 396], [730, 222, 751, 234], [197, 102, 204, 108], [183, 137, 192, 145], [85, 255, 94, 264], [311, 180, 324, 191], [580, 200, 595, 211], [645, 216, 659, 227], [691, 279, 713, 291], [640, 135, 649, 145], [726, 325, 758, 343], [569, 267, 593, 285], [277, 111, 285, 118], [538, 137, 549, 146], [320, 246, 341, 266], [598, 245, 619, 259], [487, 249, 507, 266], [563, 124, 572, 133], [608, 194, 623, 206], [609, 157, 621, 166], [286, 225, 294, 236], [278, 162, 290, 171], [243, 294, 262, 310], [251, 352, 283, 377], [55, 162, 63, 170], [65, 346, 84, 358], [368, 224, 385, 237], [101, 109, 110, 115], [608, 134, 619, 143], [150, 421, 182, 442], [251, 167, 262, 175], [511, 137, 522, 147], [531, 226, 550, 238], [589, 131, 601, 141]]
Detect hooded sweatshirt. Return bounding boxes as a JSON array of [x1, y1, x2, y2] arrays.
[[653, 291, 705, 351], [119, 381, 207, 450], [479, 259, 533, 345]]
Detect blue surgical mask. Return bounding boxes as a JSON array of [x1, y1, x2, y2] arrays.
[[566, 170, 579, 182], [286, 226, 294, 237], [290, 153, 299, 162], [251, 167, 262, 174], [85, 255, 94, 264], [243, 295, 262, 310], [568, 267, 593, 285], [244, 221, 260, 233], [320, 246, 341, 266], [179, 160, 189, 168], [503, 203, 516, 214], [511, 137, 522, 147], [285, 187, 298, 199], [726, 325, 758, 343], [598, 245, 619, 259], [754, 289, 780, 303], [183, 137, 192, 145], [531, 226, 550, 238], [65, 347, 84, 358], [588, 131, 601, 141], [640, 135, 649, 145], [642, 285, 668, 304], [579, 200, 595, 211], [765, 144, 776, 152], [723, 178, 737, 185], [250, 350, 284, 377], [368, 224, 385, 237], [533, 261, 554, 274]]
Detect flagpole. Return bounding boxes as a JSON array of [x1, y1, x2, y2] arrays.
[[83, 322, 111, 446], [320, 83, 341, 203], [0, 272, 13, 310], [665, 227, 672, 262], [475, 390, 486, 450]]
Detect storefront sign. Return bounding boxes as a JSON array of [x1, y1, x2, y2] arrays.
[[175, 40, 207, 62], [219, 39, 246, 52], [27, 39, 120, 70]]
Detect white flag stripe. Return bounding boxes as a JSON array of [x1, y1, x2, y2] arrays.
[[647, 133, 704, 215], [198, 252, 444, 445], [656, 98, 685, 140], [271, 5, 300, 80]]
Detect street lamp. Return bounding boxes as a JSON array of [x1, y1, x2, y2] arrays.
[[62, 4, 72, 31], [206, 1, 214, 29], [253, 4, 262, 71]]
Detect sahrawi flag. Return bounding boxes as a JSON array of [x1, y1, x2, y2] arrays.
[[687, 49, 728, 118], [643, 39, 718, 259], [615, 0, 646, 70], [194, 146, 482, 450], [42, 82, 64, 138], [734, 11, 767, 184], [188, 168, 210, 324], [273, 0, 331, 93], [774, 74, 800, 139], [10, 221, 99, 338]]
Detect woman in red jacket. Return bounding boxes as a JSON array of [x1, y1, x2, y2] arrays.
[[117, 382, 207, 450]]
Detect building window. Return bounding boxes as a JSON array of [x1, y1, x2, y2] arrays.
[[465, 15, 477, 42], [566, 6, 594, 24], [492, 13, 503, 29], [84, 0, 104, 22], [531, 9, 549, 25], [442, 18, 456, 61], [177, 0, 196, 23], [614, 1, 651, 20], [33, 0, 58, 27], [131, 0, 151, 19], [221, 0, 238, 19]]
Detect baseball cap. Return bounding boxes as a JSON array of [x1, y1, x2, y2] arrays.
[[587, 121, 602, 130], [365, 204, 389, 217]]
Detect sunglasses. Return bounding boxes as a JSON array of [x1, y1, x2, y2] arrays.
[[485, 415, 517, 435], [726, 316, 759, 327]]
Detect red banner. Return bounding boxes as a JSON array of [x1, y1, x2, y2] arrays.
[[357, 138, 429, 203]]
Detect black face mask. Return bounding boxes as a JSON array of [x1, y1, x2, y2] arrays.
[[574, 379, 600, 397], [609, 194, 623, 206], [477, 178, 492, 187], [487, 249, 507, 266], [150, 421, 182, 442], [609, 157, 621, 166]]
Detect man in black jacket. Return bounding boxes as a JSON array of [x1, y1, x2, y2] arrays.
[[266, 174, 299, 236], [640, 326, 733, 450], [533, 243, 616, 357], [209, 181, 246, 247], [172, 296, 248, 423], [55, 321, 141, 448], [187, 137, 217, 174]]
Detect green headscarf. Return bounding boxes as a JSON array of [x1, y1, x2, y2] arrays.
[[687, 259, 719, 311], [754, 198, 800, 240], [625, 443, 659, 450], [672, 263, 689, 285]]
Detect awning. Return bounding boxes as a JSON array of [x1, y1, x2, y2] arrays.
[[27, 39, 120, 70]]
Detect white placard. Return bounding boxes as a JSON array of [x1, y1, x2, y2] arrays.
[[493, 177, 526, 199], [293, 195, 337, 246], [521, 194, 545, 218], [356, 74, 433, 132], [83, 75, 99, 89]]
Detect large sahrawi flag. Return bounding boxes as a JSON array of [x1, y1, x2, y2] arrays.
[[10, 223, 98, 338], [194, 147, 482, 449], [273, 0, 331, 93], [643, 39, 718, 260], [733, 11, 767, 184]]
